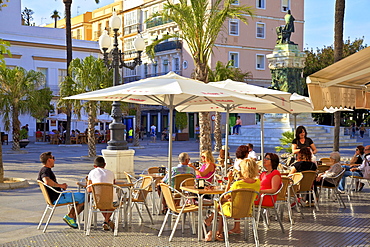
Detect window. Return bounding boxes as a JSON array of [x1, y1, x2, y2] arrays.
[[229, 19, 239, 36], [173, 57, 180, 71], [256, 54, 265, 70], [281, 0, 290, 12], [256, 22, 265, 39], [163, 59, 169, 73], [183, 60, 188, 69], [153, 62, 158, 75], [256, 0, 265, 9], [58, 69, 67, 84], [37, 68, 48, 86], [229, 52, 239, 68]]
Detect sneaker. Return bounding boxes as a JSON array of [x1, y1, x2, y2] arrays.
[[108, 220, 115, 230], [337, 189, 345, 194], [63, 215, 78, 229], [102, 222, 110, 231], [358, 183, 365, 192]]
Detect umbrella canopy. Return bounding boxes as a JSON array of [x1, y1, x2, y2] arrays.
[[47, 113, 88, 122], [307, 46, 370, 110], [97, 113, 113, 123], [66, 71, 275, 183]]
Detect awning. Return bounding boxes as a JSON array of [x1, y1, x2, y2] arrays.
[[306, 46, 370, 110]]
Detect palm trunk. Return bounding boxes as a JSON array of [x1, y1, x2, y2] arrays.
[[64, 0, 73, 145], [54, 17, 57, 28], [333, 0, 345, 152], [134, 104, 141, 146], [0, 141, 3, 183], [214, 112, 222, 152], [194, 61, 212, 153], [87, 110, 96, 157], [12, 106, 20, 151]]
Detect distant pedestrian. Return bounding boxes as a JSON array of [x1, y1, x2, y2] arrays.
[[359, 124, 366, 138], [128, 127, 133, 143], [195, 124, 200, 142], [232, 116, 242, 135], [150, 124, 156, 143]]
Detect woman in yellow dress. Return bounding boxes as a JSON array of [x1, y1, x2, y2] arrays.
[[204, 159, 260, 241]]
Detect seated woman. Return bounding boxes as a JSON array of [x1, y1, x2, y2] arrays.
[[233, 145, 249, 171], [204, 159, 260, 241], [255, 153, 282, 207], [289, 148, 317, 174], [315, 152, 343, 193], [217, 145, 230, 166], [189, 150, 216, 183]]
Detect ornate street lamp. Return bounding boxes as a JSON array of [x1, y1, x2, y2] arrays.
[[99, 11, 145, 150]]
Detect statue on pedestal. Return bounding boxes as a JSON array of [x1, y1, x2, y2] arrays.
[[276, 10, 295, 44]]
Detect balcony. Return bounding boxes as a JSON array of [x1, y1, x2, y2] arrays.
[[146, 17, 172, 29], [124, 24, 142, 36], [154, 41, 182, 53]]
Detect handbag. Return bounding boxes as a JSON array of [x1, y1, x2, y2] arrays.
[[362, 156, 370, 179]]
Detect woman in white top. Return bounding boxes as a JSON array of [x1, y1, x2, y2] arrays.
[[233, 145, 249, 171]]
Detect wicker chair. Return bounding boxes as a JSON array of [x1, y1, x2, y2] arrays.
[[217, 189, 260, 247], [317, 168, 346, 208], [86, 183, 124, 236], [37, 180, 81, 232], [158, 183, 198, 242]]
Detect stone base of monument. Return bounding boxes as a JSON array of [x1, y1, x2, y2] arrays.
[[102, 149, 135, 179], [225, 113, 363, 149]]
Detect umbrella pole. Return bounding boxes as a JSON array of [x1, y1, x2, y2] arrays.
[[224, 105, 230, 176], [260, 113, 264, 159], [293, 113, 297, 132], [168, 95, 174, 185]]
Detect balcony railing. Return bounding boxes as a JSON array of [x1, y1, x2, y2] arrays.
[[124, 24, 142, 35], [154, 41, 182, 53], [146, 17, 172, 29]]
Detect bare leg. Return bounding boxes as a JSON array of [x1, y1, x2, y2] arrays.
[[68, 203, 84, 219]]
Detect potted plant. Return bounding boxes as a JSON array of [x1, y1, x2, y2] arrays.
[[175, 112, 189, 141], [19, 128, 29, 148]]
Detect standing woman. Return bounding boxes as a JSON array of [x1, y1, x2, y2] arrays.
[[292, 126, 317, 155]]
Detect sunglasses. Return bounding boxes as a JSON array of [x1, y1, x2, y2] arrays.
[[50, 156, 55, 160], [264, 157, 271, 160]]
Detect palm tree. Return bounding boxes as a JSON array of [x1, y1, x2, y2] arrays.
[[208, 60, 251, 152], [21, 7, 34, 26], [133, 104, 141, 146], [59, 56, 112, 157], [62, 0, 100, 145], [0, 67, 52, 151], [147, 0, 254, 152], [0, 39, 11, 69], [333, 0, 345, 152], [51, 10, 61, 28]]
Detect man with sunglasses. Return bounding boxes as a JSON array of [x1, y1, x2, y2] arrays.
[[37, 151, 85, 229]]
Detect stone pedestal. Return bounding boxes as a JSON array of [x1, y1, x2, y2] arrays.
[[102, 149, 135, 179], [267, 44, 307, 95]]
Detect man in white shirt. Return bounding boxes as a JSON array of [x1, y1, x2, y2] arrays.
[[87, 157, 116, 231], [247, 143, 257, 161]]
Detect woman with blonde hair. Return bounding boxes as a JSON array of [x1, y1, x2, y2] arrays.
[[204, 159, 260, 241], [189, 150, 216, 183]]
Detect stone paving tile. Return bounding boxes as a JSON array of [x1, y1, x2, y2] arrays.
[[2, 187, 370, 247]]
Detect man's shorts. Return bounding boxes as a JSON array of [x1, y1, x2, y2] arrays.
[[54, 192, 85, 205]]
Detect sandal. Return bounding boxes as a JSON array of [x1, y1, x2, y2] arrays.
[[216, 233, 224, 241], [228, 229, 241, 235], [204, 231, 212, 242]]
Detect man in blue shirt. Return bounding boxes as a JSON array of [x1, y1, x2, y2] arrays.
[[162, 152, 195, 187]]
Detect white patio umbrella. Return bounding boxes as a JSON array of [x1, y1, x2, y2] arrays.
[[66, 71, 275, 183], [97, 113, 113, 123]]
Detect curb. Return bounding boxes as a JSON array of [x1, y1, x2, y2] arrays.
[[0, 178, 29, 190]]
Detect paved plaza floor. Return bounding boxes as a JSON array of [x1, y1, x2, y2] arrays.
[[0, 137, 370, 246]]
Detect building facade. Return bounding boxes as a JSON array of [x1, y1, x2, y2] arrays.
[[0, 0, 101, 140]]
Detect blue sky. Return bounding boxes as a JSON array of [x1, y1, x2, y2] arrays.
[[22, 0, 370, 50]]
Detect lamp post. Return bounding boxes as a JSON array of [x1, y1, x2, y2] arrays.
[[99, 11, 145, 150]]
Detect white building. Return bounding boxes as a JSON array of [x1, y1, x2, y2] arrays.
[[0, 0, 101, 140]]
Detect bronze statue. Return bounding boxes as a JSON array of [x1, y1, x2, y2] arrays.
[[276, 10, 295, 44]]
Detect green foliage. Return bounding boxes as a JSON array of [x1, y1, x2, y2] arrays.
[[146, 0, 254, 81], [275, 131, 294, 153], [0, 39, 11, 69], [303, 38, 367, 78], [19, 128, 28, 140], [175, 111, 188, 131], [0, 0, 8, 10], [208, 60, 251, 82], [22, 7, 34, 26]]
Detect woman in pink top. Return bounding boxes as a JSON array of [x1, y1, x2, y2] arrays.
[[189, 150, 216, 183], [255, 153, 282, 207]]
